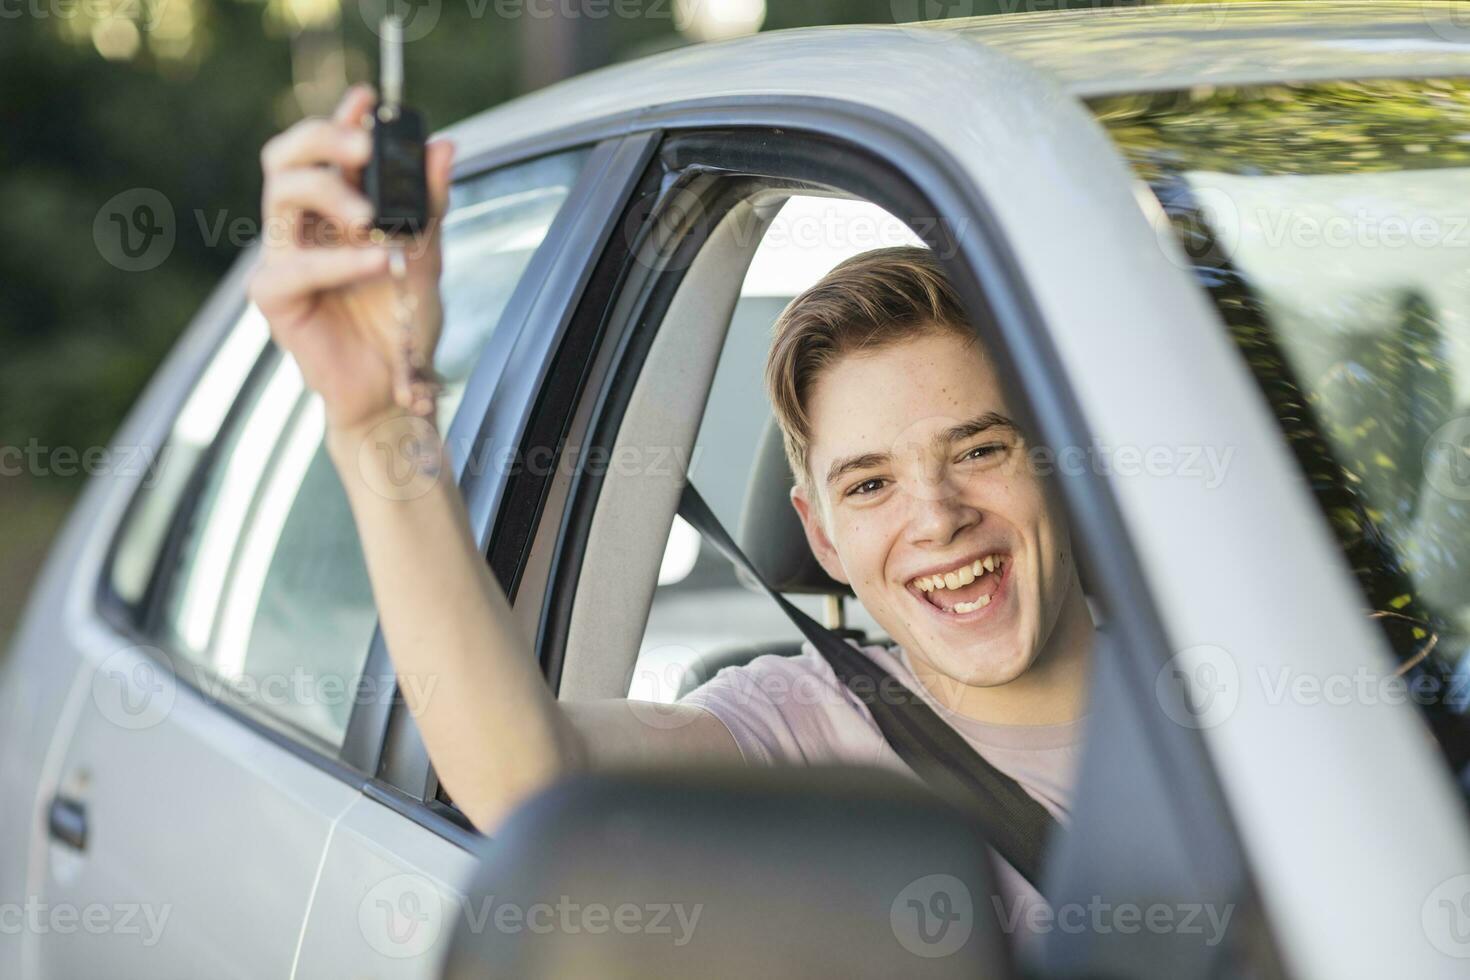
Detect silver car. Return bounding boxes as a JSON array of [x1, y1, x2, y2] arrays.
[[5, 3, 1470, 977]]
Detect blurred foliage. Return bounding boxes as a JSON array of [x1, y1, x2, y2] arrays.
[[1095, 79, 1470, 179], [0, 0, 1126, 466], [1094, 80, 1470, 774]]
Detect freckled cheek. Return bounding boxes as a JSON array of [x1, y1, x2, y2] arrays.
[[840, 518, 898, 593]]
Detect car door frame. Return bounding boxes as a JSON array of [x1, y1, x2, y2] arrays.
[[362, 95, 1276, 970]]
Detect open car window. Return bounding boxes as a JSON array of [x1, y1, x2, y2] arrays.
[[629, 196, 919, 702]]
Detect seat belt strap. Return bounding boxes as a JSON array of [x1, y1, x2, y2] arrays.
[[677, 482, 1058, 895]]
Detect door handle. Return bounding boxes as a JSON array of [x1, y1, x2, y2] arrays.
[[48, 796, 88, 851]]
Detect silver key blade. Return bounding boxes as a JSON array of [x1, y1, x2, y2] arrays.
[[380, 15, 404, 113]]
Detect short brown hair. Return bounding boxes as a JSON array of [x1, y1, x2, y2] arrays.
[[765, 245, 971, 490]]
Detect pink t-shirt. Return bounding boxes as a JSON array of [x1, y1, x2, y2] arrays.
[[678, 638, 1084, 950]]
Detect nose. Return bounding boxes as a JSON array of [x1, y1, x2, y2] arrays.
[[901, 469, 981, 547]]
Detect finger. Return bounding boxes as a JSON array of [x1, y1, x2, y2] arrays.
[[261, 117, 372, 176], [251, 245, 390, 310], [426, 139, 455, 221], [264, 168, 375, 244], [334, 83, 377, 128]]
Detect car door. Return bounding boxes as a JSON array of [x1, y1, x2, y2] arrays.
[[22, 144, 598, 980]]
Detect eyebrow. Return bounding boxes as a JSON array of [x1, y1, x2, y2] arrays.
[[823, 412, 1017, 488]]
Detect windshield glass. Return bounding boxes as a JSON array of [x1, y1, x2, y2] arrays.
[[1091, 79, 1470, 796]]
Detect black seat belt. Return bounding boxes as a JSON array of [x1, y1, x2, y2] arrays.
[[678, 483, 1059, 895]]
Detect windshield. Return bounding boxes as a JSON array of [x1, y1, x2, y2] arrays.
[[1091, 79, 1470, 797]]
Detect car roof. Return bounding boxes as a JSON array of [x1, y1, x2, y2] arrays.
[[950, 0, 1470, 96], [445, 1, 1470, 163]]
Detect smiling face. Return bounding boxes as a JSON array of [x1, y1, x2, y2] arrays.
[[790, 328, 1084, 689]]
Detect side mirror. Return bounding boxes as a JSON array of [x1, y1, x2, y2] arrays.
[[442, 766, 1015, 979]]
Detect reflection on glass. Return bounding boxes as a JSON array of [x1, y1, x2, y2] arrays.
[[1093, 79, 1470, 794]]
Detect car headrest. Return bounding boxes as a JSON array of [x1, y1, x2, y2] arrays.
[[737, 418, 852, 596]]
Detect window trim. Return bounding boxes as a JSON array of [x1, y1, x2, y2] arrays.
[[357, 134, 661, 814]]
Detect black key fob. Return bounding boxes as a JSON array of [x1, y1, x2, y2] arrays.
[[365, 103, 429, 236]]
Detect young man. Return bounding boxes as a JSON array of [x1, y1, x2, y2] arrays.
[[252, 86, 1093, 919]]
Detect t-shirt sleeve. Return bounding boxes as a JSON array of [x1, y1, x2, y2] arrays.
[[677, 647, 843, 767]]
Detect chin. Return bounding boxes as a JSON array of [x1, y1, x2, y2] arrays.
[[918, 634, 1036, 689]]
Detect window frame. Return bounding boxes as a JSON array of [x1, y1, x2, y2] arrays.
[[92, 140, 622, 791], [423, 114, 1275, 966]]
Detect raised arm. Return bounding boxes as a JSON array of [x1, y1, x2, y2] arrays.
[[249, 85, 737, 833]]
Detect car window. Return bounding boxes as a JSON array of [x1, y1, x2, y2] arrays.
[[1092, 79, 1470, 801], [109, 148, 591, 751], [628, 195, 920, 702]]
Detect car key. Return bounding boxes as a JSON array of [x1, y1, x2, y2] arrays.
[[364, 14, 429, 237], [363, 14, 441, 449]]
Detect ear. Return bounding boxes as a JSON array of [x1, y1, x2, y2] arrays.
[[790, 483, 849, 585]]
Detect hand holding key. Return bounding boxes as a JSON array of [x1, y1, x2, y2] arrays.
[[248, 83, 454, 438]]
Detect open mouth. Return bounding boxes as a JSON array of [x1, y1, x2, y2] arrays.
[[906, 554, 1009, 616]]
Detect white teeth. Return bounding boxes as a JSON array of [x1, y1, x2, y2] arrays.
[[951, 594, 992, 614], [911, 555, 1007, 593]]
